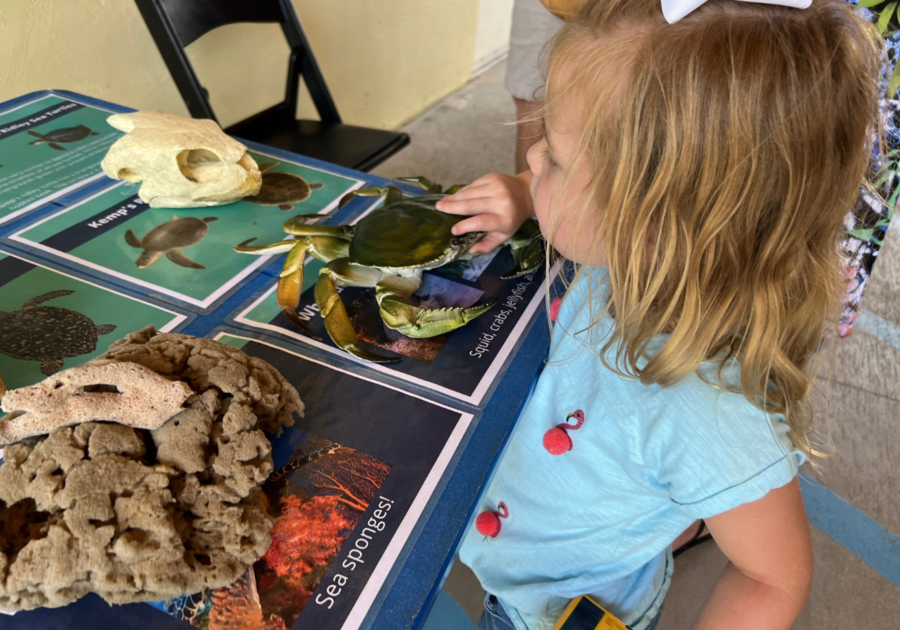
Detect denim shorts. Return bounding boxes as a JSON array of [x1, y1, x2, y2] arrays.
[[478, 593, 664, 630]]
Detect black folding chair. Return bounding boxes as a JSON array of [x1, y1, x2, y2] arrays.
[[134, 0, 409, 172]]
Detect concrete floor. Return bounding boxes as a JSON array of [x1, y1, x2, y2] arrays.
[[374, 60, 900, 630]]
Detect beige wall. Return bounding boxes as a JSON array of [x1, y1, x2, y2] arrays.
[[0, 0, 509, 131], [474, 0, 515, 75], [0, 0, 188, 115]]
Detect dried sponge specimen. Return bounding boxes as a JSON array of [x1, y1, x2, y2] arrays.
[[0, 327, 302, 611], [0, 361, 192, 447], [98, 326, 301, 436]]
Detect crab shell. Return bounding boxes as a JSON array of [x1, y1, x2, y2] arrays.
[[349, 195, 485, 269]]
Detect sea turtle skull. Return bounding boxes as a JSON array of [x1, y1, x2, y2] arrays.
[[101, 111, 262, 208]]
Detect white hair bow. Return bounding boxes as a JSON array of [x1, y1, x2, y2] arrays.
[[661, 0, 811, 23]]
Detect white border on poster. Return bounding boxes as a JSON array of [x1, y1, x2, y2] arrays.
[[0, 93, 119, 226], [10, 154, 366, 308], [211, 333, 474, 630]]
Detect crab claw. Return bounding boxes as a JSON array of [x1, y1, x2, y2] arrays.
[[502, 220, 544, 279], [376, 290, 498, 338], [502, 238, 544, 279], [315, 270, 401, 364]]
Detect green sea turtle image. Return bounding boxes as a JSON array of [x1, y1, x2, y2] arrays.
[[244, 162, 324, 211], [125, 215, 218, 269], [27, 125, 99, 151], [235, 176, 544, 363], [0, 290, 116, 376]]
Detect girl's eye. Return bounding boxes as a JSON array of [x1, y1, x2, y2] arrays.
[[542, 147, 559, 170]]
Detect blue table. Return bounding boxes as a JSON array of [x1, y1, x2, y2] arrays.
[[0, 91, 550, 630]]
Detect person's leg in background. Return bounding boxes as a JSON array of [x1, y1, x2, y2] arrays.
[[505, 0, 564, 173], [512, 97, 544, 175]]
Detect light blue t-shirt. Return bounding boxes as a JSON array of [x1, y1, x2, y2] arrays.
[[459, 270, 804, 630]]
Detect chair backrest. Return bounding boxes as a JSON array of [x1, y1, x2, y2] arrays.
[[134, 0, 340, 125], [156, 0, 283, 47]]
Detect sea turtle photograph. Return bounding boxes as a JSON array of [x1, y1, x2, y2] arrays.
[[27, 124, 99, 151], [244, 162, 324, 211], [125, 215, 218, 269], [0, 289, 116, 376]]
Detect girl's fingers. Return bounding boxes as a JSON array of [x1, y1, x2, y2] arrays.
[[452, 214, 515, 236], [469, 233, 509, 254], [436, 195, 496, 215], [451, 214, 506, 236], [437, 190, 490, 206]]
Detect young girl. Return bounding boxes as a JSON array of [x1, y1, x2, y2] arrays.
[[434, 0, 882, 628]]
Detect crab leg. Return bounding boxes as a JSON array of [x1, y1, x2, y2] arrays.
[[394, 176, 443, 194], [338, 185, 404, 209], [235, 238, 321, 336], [375, 280, 498, 338], [236, 233, 353, 340], [234, 238, 297, 255], [280, 234, 350, 333], [315, 260, 400, 363], [282, 217, 353, 238], [271, 240, 319, 336]]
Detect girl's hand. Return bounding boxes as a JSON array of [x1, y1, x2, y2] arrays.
[[694, 478, 813, 630], [435, 172, 535, 255]]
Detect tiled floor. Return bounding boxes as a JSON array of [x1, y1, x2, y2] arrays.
[[375, 60, 900, 630]]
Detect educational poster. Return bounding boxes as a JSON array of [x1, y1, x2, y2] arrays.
[[0, 251, 187, 397], [9, 153, 364, 309], [0, 95, 120, 225], [151, 334, 473, 630], [234, 237, 555, 405]]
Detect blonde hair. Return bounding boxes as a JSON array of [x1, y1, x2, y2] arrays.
[[542, 0, 883, 455]]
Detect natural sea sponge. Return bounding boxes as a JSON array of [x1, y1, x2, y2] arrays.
[[0, 327, 302, 612], [0, 361, 192, 446]]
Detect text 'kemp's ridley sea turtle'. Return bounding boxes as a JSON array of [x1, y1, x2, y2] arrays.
[[0, 290, 116, 376], [125, 215, 218, 270], [27, 125, 99, 151], [243, 162, 323, 211]]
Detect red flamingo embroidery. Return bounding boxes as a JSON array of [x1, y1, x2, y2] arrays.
[[475, 501, 509, 538], [543, 409, 585, 455]]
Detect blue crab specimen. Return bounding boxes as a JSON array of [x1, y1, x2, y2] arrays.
[[234, 177, 543, 363]]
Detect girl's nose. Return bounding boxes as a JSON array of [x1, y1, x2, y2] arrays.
[[526, 138, 546, 176]]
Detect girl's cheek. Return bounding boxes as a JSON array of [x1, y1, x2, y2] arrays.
[[534, 180, 552, 226]]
